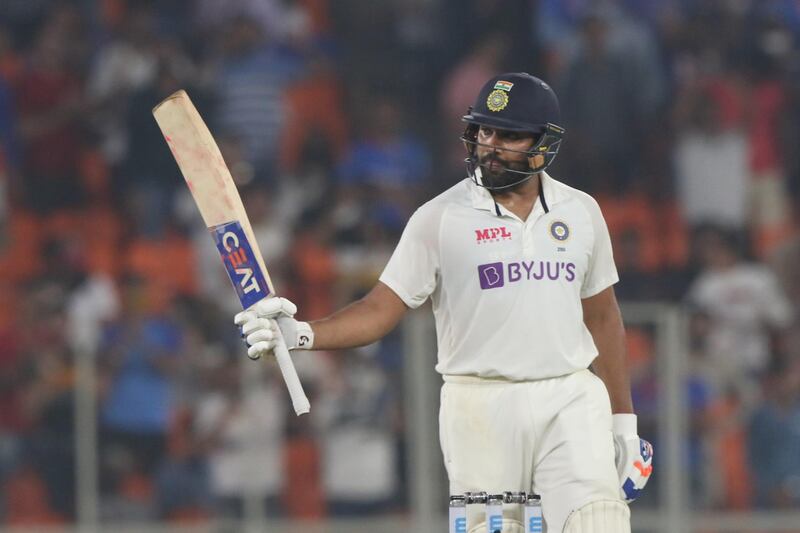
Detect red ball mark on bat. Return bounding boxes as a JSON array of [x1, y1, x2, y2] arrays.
[[164, 134, 184, 166]]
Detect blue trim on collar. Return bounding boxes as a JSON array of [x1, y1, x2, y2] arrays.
[[539, 176, 549, 214]]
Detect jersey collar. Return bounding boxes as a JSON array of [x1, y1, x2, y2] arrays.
[[468, 171, 567, 216]]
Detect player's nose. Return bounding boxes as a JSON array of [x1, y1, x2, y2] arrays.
[[480, 133, 505, 155]]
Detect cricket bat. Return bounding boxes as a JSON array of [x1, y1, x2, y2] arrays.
[[152, 90, 310, 415]]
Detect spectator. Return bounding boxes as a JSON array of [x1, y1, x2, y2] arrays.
[[195, 0, 292, 41], [743, 14, 795, 256], [439, 34, 509, 179], [769, 204, 800, 360], [86, 4, 160, 165], [317, 346, 398, 516], [13, 15, 87, 213], [557, 9, 656, 192], [0, 25, 23, 83], [673, 83, 750, 231], [279, 45, 348, 176], [20, 337, 76, 519], [193, 357, 287, 520], [686, 225, 793, 403], [210, 15, 303, 181], [285, 209, 337, 325], [336, 96, 430, 244], [748, 355, 800, 507], [40, 234, 121, 358], [98, 275, 184, 516], [15, 281, 76, 519]]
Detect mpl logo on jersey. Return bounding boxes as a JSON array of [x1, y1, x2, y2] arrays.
[[211, 221, 270, 308], [477, 260, 577, 290], [475, 226, 512, 244]]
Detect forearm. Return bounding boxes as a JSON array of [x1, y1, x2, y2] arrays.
[[308, 282, 408, 350], [586, 304, 634, 414]]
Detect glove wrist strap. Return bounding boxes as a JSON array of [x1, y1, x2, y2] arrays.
[[294, 321, 314, 350], [612, 413, 637, 436]]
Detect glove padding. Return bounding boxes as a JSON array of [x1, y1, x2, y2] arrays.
[[233, 297, 314, 360], [612, 414, 653, 503]]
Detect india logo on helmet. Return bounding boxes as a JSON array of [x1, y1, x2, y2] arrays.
[[486, 89, 509, 112]]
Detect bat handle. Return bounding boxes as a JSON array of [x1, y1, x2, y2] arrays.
[[272, 328, 311, 415]]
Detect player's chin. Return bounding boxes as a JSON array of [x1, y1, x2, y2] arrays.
[[478, 164, 503, 180], [483, 170, 520, 190]]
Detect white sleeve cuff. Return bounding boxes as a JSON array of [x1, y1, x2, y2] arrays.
[[612, 413, 638, 436]]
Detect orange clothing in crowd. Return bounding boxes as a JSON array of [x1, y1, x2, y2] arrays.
[[3, 469, 65, 526], [283, 436, 325, 519], [0, 210, 44, 282], [597, 193, 688, 273], [280, 74, 348, 174], [124, 232, 198, 307]]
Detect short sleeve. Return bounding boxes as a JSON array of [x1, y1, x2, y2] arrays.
[[379, 204, 441, 308], [581, 197, 619, 298]]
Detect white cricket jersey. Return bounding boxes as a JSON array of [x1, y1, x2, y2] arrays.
[[379, 172, 619, 380]]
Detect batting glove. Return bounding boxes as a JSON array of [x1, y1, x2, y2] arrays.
[[612, 414, 653, 503], [234, 297, 314, 360]]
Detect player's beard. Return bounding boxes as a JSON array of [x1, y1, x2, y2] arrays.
[[478, 154, 532, 191]]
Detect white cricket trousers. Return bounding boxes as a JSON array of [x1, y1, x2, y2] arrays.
[[439, 369, 622, 532]]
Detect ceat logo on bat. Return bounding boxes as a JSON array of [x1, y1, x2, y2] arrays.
[[211, 221, 270, 309]]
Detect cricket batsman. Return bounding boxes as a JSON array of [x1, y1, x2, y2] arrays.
[[235, 72, 652, 532]]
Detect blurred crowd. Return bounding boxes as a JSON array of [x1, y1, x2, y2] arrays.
[[0, 0, 798, 526]]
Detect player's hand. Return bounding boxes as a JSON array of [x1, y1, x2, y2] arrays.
[[612, 414, 653, 503], [233, 297, 314, 360]]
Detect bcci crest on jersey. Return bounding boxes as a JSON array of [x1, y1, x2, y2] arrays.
[[549, 221, 570, 241]]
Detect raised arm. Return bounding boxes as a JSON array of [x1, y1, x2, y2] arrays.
[[235, 282, 409, 360], [309, 282, 409, 350]]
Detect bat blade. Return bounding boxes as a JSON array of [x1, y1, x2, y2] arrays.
[[153, 90, 310, 415]]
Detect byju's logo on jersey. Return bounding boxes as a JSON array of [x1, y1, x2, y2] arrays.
[[478, 262, 505, 289], [477, 260, 576, 290], [475, 226, 512, 244]]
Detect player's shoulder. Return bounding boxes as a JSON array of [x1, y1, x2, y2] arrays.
[[427, 178, 473, 207], [546, 173, 603, 215], [547, 173, 597, 205], [412, 179, 472, 219]]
